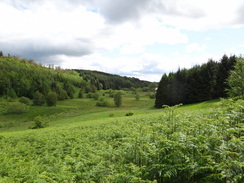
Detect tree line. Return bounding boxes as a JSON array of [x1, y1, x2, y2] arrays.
[[75, 70, 151, 90], [0, 55, 90, 102], [0, 54, 153, 106], [155, 55, 237, 107]]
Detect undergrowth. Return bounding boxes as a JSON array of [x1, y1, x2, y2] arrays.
[[0, 99, 243, 182]]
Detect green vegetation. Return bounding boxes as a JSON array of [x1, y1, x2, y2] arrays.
[[76, 69, 152, 90], [0, 56, 90, 101], [114, 91, 123, 107], [155, 55, 237, 107], [46, 92, 58, 107], [0, 54, 244, 182], [227, 58, 244, 99], [5, 102, 29, 114], [0, 99, 243, 182]]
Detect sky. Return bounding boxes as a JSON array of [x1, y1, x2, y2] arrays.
[[0, 0, 244, 82]]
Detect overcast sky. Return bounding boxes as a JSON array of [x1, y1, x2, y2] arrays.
[[0, 0, 244, 81]]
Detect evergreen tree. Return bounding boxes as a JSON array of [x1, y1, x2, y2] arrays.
[[155, 74, 169, 108], [155, 55, 238, 107]]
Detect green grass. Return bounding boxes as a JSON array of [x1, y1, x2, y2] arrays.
[[0, 91, 222, 133], [0, 93, 158, 132]]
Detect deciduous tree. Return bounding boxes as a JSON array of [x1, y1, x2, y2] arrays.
[[227, 58, 244, 99]]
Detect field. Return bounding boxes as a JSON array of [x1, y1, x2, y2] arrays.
[[0, 92, 244, 182]]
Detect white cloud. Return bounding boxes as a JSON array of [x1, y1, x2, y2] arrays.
[[0, 0, 244, 82], [120, 44, 145, 55], [185, 43, 207, 53]]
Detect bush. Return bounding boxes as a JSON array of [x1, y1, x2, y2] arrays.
[[5, 102, 29, 114], [114, 92, 122, 107], [19, 97, 31, 105], [93, 93, 100, 100], [46, 92, 58, 106], [96, 97, 110, 107], [149, 93, 155, 99], [135, 92, 140, 101], [86, 92, 94, 98], [31, 116, 48, 129], [58, 90, 68, 100], [78, 89, 84, 98], [125, 111, 134, 116], [33, 91, 45, 106]]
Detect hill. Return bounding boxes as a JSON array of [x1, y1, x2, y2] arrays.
[[0, 56, 90, 100], [0, 56, 151, 100], [75, 69, 153, 90]]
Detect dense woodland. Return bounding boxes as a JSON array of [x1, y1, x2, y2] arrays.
[[155, 55, 237, 107], [0, 56, 89, 100], [76, 70, 151, 90]]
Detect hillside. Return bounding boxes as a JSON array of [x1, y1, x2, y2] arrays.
[[75, 69, 152, 90], [0, 56, 90, 100], [0, 56, 152, 100], [0, 99, 243, 182]]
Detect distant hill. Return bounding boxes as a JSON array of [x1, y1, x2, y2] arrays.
[[75, 70, 152, 90], [0, 55, 152, 101], [0, 56, 90, 99]]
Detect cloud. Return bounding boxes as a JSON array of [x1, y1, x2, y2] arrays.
[[90, 0, 150, 24], [185, 43, 207, 53], [0, 1, 104, 62], [0, 0, 244, 82]]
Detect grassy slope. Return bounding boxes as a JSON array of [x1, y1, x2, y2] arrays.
[[1, 98, 243, 182], [0, 91, 159, 132], [0, 90, 220, 133]]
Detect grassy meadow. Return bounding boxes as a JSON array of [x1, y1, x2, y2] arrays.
[[0, 91, 243, 182]]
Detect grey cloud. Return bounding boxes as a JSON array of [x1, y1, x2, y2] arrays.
[[0, 37, 94, 64], [5, 0, 205, 24], [236, 4, 244, 25], [87, 0, 205, 24], [92, 0, 150, 24]]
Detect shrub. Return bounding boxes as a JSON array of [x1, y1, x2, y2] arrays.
[[125, 111, 134, 116], [78, 89, 84, 98], [46, 92, 58, 106], [93, 93, 100, 100], [6, 102, 29, 114], [19, 97, 31, 105], [58, 90, 68, 100], [114, 92, 122, 107], [33, 91, 45, 106], [149, 93, 155, 99], [96, 97, 110, 107], [31, 116, 48, 129], [135, 92, 140, 101], [86, 92, 94, 98]]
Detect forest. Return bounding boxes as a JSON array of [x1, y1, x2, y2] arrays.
[[76, 69, 152, 90], [155, 55, 237, 107], [0, 55, 151, 101]]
